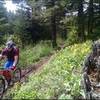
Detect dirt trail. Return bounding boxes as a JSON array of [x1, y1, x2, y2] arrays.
[[20, 54, 53, 83], [20, 44, 65, 81]]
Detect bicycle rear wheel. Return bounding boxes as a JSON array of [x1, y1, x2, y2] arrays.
[[13, 68, 21, 83], [0, 76, 5, 99]]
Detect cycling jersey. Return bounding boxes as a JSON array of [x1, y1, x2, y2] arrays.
[[1, 47, 19, 69], [1, 47, 19, 61]]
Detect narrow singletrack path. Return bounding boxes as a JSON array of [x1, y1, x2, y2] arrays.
[[20, 54, 53, 83]]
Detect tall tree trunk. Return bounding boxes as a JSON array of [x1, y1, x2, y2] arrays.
[[62, 29, 67, 40], [77, 0, 85, 42], [51, 14, 57, 48], [88, 0, 94, 35], [51, 0, 57, 48], [99, 1, 100, 17]]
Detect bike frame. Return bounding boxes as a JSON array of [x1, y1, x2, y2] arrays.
[[0, 66, 16, 81]]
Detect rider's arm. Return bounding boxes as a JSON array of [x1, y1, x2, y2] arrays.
[[0, 54, 5, 61], [0, 54, 2, 60], [13, 55, 19, 66], [0, 49, 6, 61], [13, 48, 19, 67]]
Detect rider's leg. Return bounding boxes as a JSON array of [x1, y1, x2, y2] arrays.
[[3, 61, 13, 69], [3, 61, 14, 85]]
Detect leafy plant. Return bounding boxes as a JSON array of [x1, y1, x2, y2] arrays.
[[18, 41, 53, 68]]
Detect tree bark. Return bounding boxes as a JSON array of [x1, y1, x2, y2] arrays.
[[99, 1, 100, 17], [88, 0, 94, 35], [51, 0, 57, 48], [77, 0, 85, 42]]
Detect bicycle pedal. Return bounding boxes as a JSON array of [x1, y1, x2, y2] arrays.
[[5, 80, 8, 90]]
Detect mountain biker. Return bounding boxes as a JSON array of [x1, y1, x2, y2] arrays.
[[0, 40, 19, 70], [0, 40, 19, 85]]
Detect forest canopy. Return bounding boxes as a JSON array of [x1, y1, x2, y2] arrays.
[[0, 0, 100, 47]]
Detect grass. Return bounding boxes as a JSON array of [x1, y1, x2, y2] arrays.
[[4, 40, 92, 99], [18, 41, 53, 68]]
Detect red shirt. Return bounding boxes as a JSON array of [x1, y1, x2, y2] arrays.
[[1, 47, 19, 61]]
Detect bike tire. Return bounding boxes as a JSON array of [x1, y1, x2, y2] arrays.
[[13, 68, 21, 83], [0, 75, 5, 99]]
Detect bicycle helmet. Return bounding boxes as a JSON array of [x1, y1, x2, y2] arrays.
[[6, 40, 15, 49]]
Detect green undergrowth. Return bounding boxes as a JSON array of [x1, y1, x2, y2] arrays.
[[18, 41, 53, 68], [4, 41, 92, 99]]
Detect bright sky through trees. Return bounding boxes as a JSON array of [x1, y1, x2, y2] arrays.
[[4, 0, 17, 13]]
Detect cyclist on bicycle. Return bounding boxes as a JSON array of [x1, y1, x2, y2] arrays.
[[0, 40, 19, 70]]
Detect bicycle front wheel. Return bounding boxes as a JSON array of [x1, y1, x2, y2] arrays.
[[0, 76, 5, 99], [13, 68, 21, 83]]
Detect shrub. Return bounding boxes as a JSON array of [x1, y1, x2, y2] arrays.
[[18, 41, 53, 68]]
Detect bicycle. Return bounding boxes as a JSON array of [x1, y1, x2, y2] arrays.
[[0, 66, 21, 98]]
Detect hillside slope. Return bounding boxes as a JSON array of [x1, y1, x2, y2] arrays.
[[5, 41, 92, 99]]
